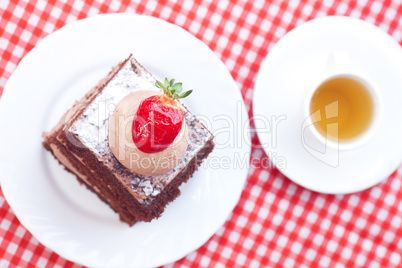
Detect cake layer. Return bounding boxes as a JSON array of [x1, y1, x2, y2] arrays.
[[43, 54, 215, 225], [63, 129, 213, 222], [68, 55, 214, 205], [45, 131, 138, 225], [45, 120, 213, 224], [43, 56, 139, 224]]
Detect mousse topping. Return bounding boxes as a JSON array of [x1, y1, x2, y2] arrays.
[[109, 78, 192, 176]]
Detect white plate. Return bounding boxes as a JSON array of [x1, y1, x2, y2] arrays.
[[253, 16, 402, 194], [0, 14, 250, 267]]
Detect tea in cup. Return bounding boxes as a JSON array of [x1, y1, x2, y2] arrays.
[[302, 52, 382, 151]]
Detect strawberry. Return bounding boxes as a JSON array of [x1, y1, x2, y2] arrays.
[[132, 78, 192, 153]]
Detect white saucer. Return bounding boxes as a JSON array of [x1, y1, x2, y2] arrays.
[[0, 14, 250, 267], [253, 16, 402, 194]]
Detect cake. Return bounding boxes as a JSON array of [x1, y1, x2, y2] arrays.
[[42, 54, 215, 226]]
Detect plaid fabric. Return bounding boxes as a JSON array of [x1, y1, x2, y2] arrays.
[[1, 0, 402, 267]]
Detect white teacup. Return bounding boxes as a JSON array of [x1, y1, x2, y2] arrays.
[[302, 51, 383, 153]]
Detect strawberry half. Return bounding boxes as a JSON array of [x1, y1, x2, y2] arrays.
[[132, 78, 192, 153]]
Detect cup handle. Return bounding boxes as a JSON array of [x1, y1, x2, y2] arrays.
[[326, 50, 350, 74]]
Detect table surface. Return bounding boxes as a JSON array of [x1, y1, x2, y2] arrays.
[[2, 0, 402, 267]]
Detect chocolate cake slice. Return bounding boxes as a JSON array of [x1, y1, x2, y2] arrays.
[[42, 55, 214, 226]]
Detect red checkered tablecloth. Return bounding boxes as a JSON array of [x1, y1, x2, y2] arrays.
[[2, 0, 402, 267]]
